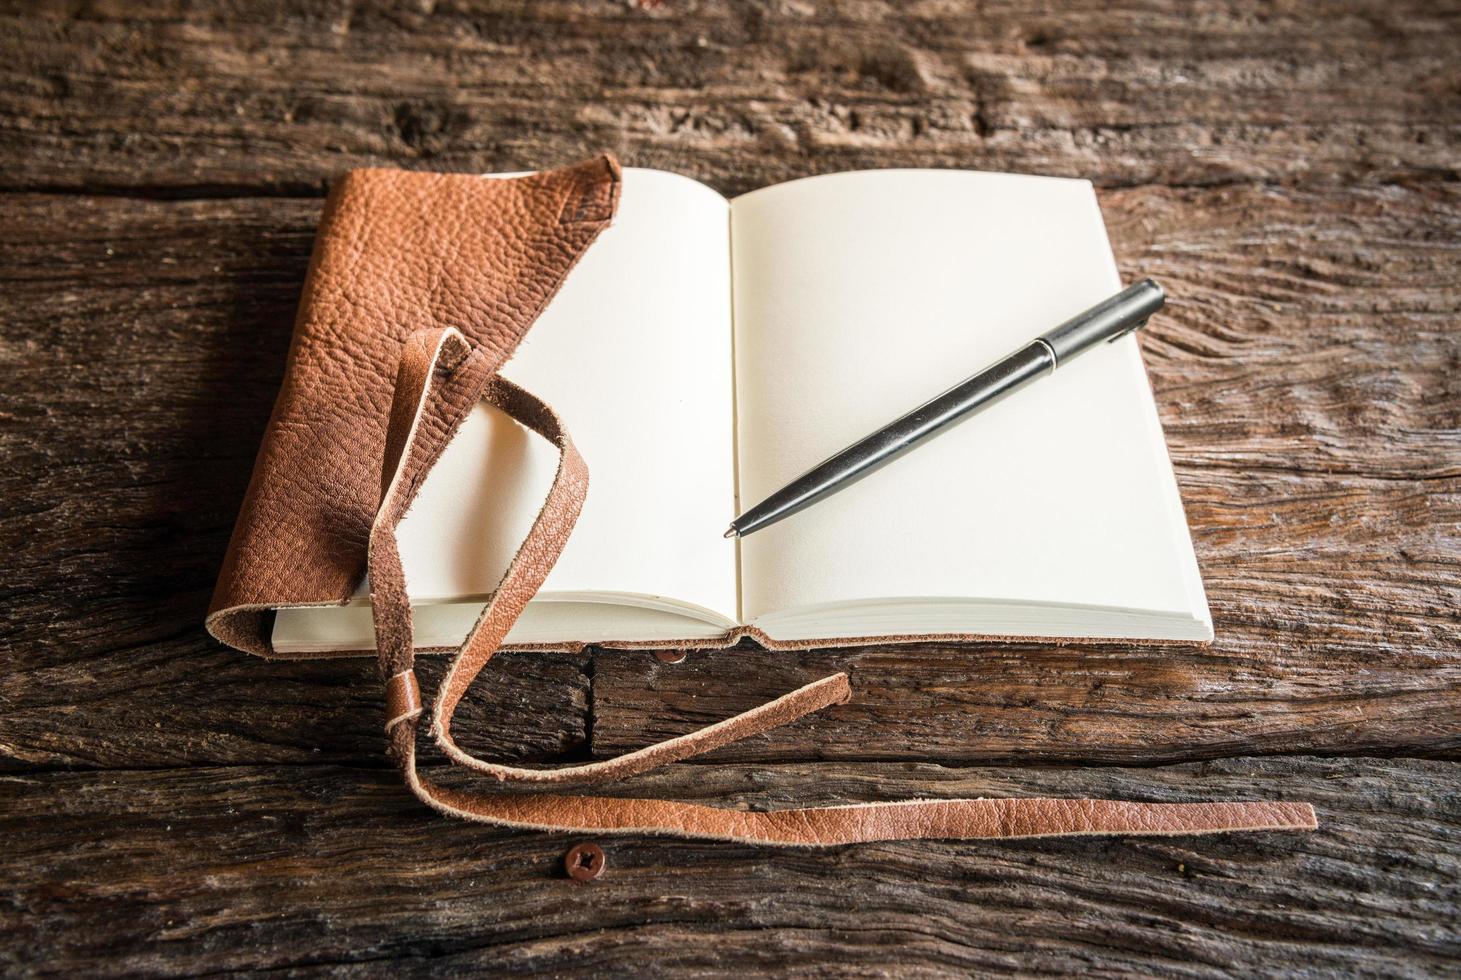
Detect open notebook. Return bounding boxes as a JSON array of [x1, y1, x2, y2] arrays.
[[273, 167, 1211, 652]]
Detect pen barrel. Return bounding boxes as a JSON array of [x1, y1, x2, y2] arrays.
[[1040, 278, 1164, 365], [734, 341, 1054, 536], [731, 278, 1167, 538]]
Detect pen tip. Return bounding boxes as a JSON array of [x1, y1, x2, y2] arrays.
[[723, 526, 738, 539]]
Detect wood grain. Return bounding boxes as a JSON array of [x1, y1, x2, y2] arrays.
[[1, 0, 1458, 973], [2, 757, 1455, 977], [0, 1, 1457, 195]]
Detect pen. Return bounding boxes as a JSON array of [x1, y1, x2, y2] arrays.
[[725, 278, 1165, 539]]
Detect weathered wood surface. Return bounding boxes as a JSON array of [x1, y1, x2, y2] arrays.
[[1, 0, 1458, 975], [1, 0, 1458, 195], [3, 758, 1458, 977]]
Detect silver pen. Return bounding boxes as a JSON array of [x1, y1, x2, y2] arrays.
[[725, 279, 1165, 539]]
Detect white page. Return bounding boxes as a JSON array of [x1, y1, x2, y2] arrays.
[[485, 169, 735, 613], [274, 168, 739, 651], [731, 170, 1207, 629]]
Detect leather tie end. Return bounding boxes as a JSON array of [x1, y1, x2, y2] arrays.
[[827, 672, 853, 706], [385, 669, 423, 733]]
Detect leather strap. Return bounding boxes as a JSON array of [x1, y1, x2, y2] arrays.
[[367, 327, 1318, 845]]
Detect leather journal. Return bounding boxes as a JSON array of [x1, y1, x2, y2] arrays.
[[207, 154, 1316, 845]]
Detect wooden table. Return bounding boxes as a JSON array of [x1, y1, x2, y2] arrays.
[[2, 2, 1458, 974]]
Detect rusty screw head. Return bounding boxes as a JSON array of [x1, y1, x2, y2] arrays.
[[564, 841, 606, 882], [654, 650, 687, 664]]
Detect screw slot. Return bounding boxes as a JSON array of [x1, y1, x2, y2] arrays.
[[564, 841, 606, 882]]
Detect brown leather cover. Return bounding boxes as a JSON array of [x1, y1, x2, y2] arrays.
[[207, 156, 620, 656], [207, 156, 1317, 846]]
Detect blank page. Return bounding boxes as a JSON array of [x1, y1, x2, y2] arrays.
[[484, 169, 736, 614], [730, 170, 1208, 631]]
